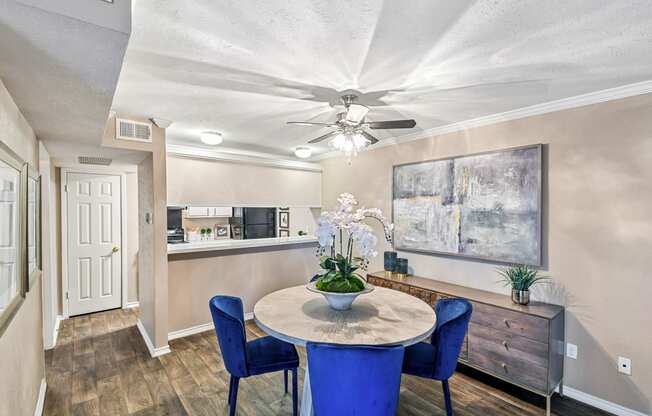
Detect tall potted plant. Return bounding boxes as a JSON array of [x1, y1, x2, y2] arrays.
[[497, 264, 549, 305], [309, 193, 393, 310]]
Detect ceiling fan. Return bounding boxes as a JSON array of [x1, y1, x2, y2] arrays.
[[287, 94, 416, 158]]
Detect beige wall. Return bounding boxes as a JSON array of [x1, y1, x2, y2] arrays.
[[0, 79, 45, 416], [137, 123, 169, 348], [168, 244, 319, 332], [166, 156, 322, 207], [320, 93, 652, 413]]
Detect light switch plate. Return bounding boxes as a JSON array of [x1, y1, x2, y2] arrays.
[[618, 357, 632, 375], [566, 343, 578, 359]]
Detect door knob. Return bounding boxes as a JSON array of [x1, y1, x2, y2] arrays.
[[112, 246, 120, 253]]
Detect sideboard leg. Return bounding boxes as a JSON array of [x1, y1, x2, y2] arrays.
[[546, 394, 551, 416], [558, 382, 564, 397]]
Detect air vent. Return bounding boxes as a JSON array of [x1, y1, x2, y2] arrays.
[[116, 118, 152, 142], [78, 156, 112, 166]]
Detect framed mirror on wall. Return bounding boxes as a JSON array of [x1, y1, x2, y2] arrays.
[[26, 166, 41, 290], [0, 143, 26, 335]]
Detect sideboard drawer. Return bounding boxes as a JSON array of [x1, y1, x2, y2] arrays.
[[468, 332, 548, 392], [470, 301, 549, 343], [469, 323, 548, 368]]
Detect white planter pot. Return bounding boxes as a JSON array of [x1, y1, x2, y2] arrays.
[[306, 281, 375, 311]]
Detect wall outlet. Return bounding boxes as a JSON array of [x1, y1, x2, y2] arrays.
[[566, 343, 578, 359], [618, 357, 632, 375]]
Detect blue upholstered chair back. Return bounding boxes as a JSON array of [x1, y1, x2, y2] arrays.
[[307, 343, 404, 416], [430, 298, 473, 380], [209, 295, 249, 377]]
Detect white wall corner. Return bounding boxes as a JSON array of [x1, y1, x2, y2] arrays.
[[44, 315, 62, 350], [561, 386, 649, 416], [136, 319, 171, 358], [33, 378, 46, 416]]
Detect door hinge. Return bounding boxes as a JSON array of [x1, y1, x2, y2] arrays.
[[64, 184, 68, 192], [65, 292, 69, 300]]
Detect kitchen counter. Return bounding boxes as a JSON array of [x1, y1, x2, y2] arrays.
[[167, 235, 318, 254]]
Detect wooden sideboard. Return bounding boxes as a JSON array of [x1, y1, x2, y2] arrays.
[[367, 271, 564, 416]]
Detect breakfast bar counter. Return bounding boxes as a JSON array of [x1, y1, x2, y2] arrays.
[[167, 235, 318, 254]]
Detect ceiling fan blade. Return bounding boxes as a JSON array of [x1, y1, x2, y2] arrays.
[[345, 104, 369, 123], [368, 119, 416, 129], [308, 130, 340, 144], [359, 131, 379, 144], [287, 121, 335, 127]]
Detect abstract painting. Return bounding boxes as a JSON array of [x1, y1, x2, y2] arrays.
[[392, 145, 542, 265]]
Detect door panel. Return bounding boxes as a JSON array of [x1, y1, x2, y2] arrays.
[[67, 172, 122, 316]]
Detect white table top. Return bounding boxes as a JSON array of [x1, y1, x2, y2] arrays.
[[254, 285, 436, 347]]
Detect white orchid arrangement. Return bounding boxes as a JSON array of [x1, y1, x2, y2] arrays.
[[314, 193, 393, 293]]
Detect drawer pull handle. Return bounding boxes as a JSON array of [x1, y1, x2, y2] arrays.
[[503, 319, 510, 328], [502, 341, 509, 349]]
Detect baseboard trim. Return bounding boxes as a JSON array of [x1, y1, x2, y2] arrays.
[[562, 386, 648, 416], [168, 312, 254, 341], [136, 319, 171, 358], [34, 378, 46, 416], [44, 315, 62, 350], [123, 301, 140, 309]]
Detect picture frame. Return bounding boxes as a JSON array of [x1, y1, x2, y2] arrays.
[[392, 144, 542, 266], [279, 211, 290, 229], [0, 142, 27, 337]]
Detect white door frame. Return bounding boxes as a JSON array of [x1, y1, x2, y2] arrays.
[[61, 168, 129, 318]]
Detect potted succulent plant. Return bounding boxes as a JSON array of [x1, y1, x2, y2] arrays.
[[308, 193, 393, 310], [497, 264, 549, 305]]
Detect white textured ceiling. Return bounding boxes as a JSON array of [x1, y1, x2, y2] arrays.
[[0, 0, 130, 160], [113, 0, 652, 159]]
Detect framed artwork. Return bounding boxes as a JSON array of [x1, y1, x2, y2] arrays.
[[0, 142, 27, 336], [279, 211, 290, 229], [26, 167, 41, 290], [392, 144, 542, 265], [279, 229, 290, 237]]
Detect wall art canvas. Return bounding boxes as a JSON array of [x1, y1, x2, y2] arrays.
[[392, 145, 542, 265]]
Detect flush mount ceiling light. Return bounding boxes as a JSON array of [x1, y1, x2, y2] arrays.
[[294, 147, 312, 159], [200, 131, 223, 145]]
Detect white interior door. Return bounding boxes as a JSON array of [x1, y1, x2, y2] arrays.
[[67, 172, 122, 316]]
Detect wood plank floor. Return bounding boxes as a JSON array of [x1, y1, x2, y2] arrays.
[[44, 308, 611, 416]]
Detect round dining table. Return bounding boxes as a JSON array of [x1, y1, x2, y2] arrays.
[[254, 284, 437, 416]]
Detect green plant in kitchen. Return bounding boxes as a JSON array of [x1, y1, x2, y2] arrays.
[[314, 193, 393, 293], [497, 264, 549, 305]]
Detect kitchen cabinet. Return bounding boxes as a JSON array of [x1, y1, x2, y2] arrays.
[[185, 206, 232, 218]]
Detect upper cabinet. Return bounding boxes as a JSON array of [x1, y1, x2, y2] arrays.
[[186, 206, 232, 218], [167, 156, 322, 207]]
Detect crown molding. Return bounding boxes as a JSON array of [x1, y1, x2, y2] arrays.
[[312, 79, 652, 161], [166, 143, 322, 172]]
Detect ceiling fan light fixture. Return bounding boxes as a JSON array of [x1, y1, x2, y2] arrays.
[[294, 147, 312, 158], [329, 132, 371, 159], [200, 131, 223, 145]]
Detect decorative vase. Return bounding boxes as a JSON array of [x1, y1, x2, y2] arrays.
[[306, 282, 375, 311], [512, 289, 530, 305], [384, 251, 397, 277]]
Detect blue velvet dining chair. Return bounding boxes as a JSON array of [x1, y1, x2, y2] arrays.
[[209, 295, 299, 416], [402, 298, 473, 416], [306, 342, 405, 416]]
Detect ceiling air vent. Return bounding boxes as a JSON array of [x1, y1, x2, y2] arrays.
[[116, 118, 152, 142], [78, 156, 112, 166]]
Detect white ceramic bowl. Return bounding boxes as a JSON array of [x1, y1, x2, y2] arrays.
[[306, 281, 375, 311]]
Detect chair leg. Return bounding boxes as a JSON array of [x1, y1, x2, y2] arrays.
[[284, 369, 289, 394], [229, 377, 240, 416], [228, 376, 233, 405], [291, 368, 298, 416], [442, 379, 453, 416]]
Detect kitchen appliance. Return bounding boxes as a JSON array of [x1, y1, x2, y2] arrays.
[[167, 206, 186, 244], [231, 207, 276, 239]]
